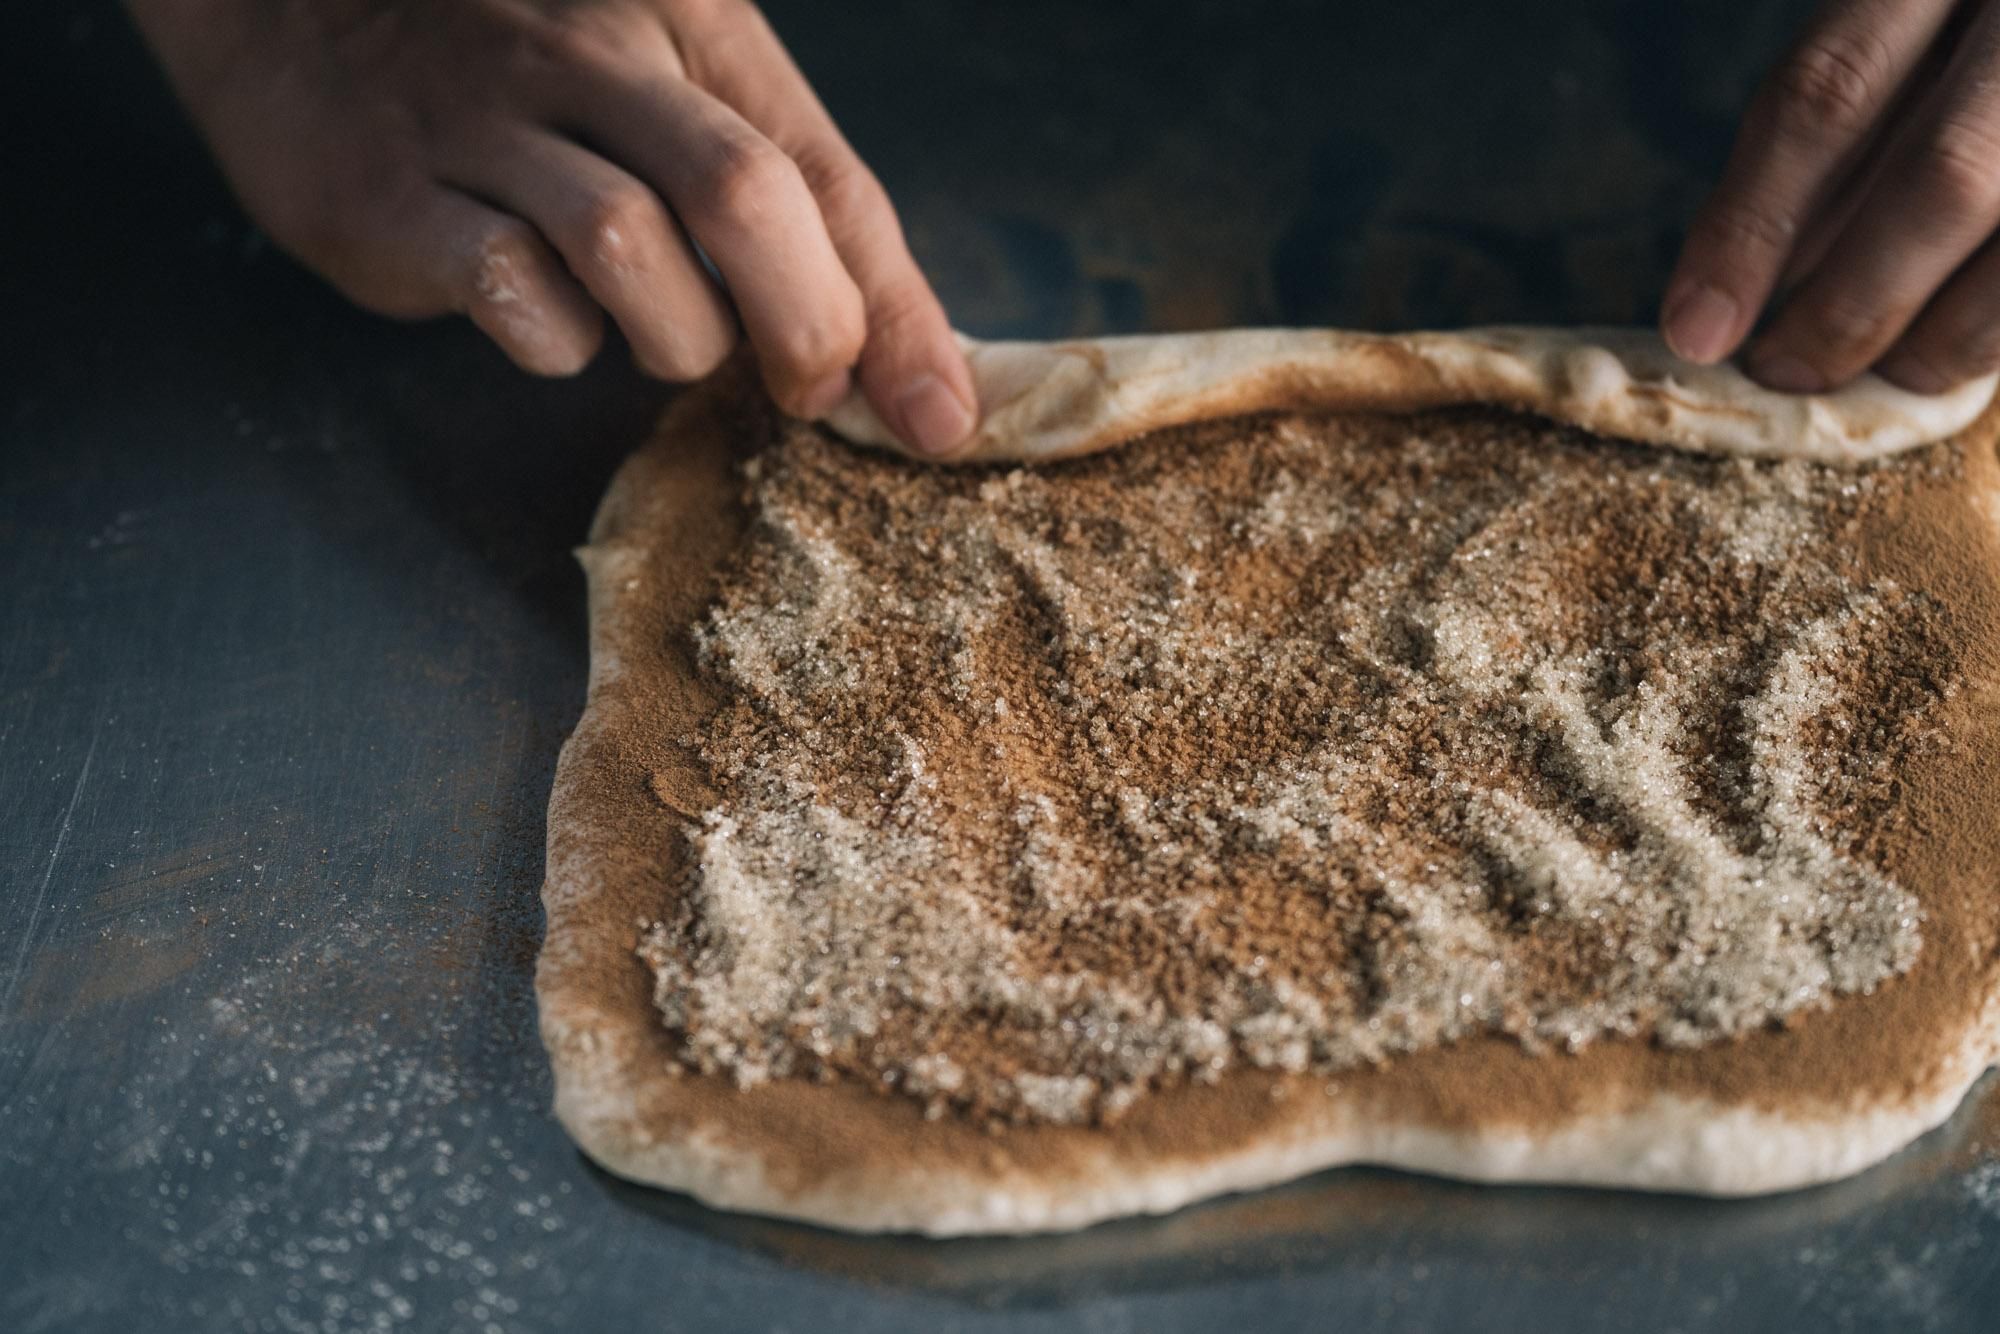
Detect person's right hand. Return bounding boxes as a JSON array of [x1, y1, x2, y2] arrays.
[[1662, 0, 2000, 397], [127, 0, 979, 455]]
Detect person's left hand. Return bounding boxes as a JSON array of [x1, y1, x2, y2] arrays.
[[1662, 0, 2000, 394]]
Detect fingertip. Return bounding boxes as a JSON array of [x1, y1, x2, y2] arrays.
[[855, 313, 979, 456], [632, 322, 738, 384], [1661, 279, 1743, 366], [472, 296, 605, 377], [885, 371, 977, 458], [528, 331, 603, 378]]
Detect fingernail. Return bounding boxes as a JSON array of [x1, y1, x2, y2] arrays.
[[893, 373, 975, 456], [796, 369, 852, 419], [1882, 355, 1953, 395], [1662, 282, 1739, 364], [1750, 352, 1823, 395]]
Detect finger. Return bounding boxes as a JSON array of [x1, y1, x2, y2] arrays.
[[1877, 235, 2000, 391], [1774, 141, 1888, 295], [1749, 10, 2000, 391], [1774, 25, 1964, 293], [561, 66, 867, 417], [319, 185, 603, 376], [443, 129, 738, 382], [815, 156, 978, 459], [1660, 0, 1954, 365], [674, 3, 977, 455]]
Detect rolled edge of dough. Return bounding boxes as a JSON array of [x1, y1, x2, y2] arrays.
[[825, 326, 1998, 466]]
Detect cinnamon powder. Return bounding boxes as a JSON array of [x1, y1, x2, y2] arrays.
[[636, 407, 1971, 1128]]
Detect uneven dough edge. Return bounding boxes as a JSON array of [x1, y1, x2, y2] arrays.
[[827, 326, 1996, 465], [541, 1003, 2000, 1238]]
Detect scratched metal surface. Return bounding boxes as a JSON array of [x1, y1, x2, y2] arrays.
[[4, 2, 1999, 1330]]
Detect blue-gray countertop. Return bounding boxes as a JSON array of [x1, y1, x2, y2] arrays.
[[5, 2, 1997, 1329]]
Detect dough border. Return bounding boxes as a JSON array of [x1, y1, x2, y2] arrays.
[[829, 326, 1995, 465]]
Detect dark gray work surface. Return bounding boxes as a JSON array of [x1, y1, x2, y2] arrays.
[[5, 2, 1999, 1330]]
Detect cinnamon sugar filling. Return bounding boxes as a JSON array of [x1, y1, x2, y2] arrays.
[[639, 410, 1961, 1126]]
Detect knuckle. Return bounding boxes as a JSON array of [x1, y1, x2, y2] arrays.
[[694, 137, 805, 224], [466, 223, 540, 307], [1914, 120, 2000, 219], [773, 303, 867, 379], [1766, 31, 1887, 137], [1690, 198, 1796, 263], [573, 186, 660, 272], [1801, 291, 1888, 362], [861, 273, 940, 335], [795, 143, 888, 219]]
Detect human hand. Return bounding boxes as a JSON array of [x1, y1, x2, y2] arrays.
[[126, 0, 978, 454], [1662, 0, 2000, 395]]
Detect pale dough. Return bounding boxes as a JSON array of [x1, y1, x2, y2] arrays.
[[829, 327, 1996, 465]]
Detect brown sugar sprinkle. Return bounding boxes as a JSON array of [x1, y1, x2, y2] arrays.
[[636, 408, 1964, 1127]]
